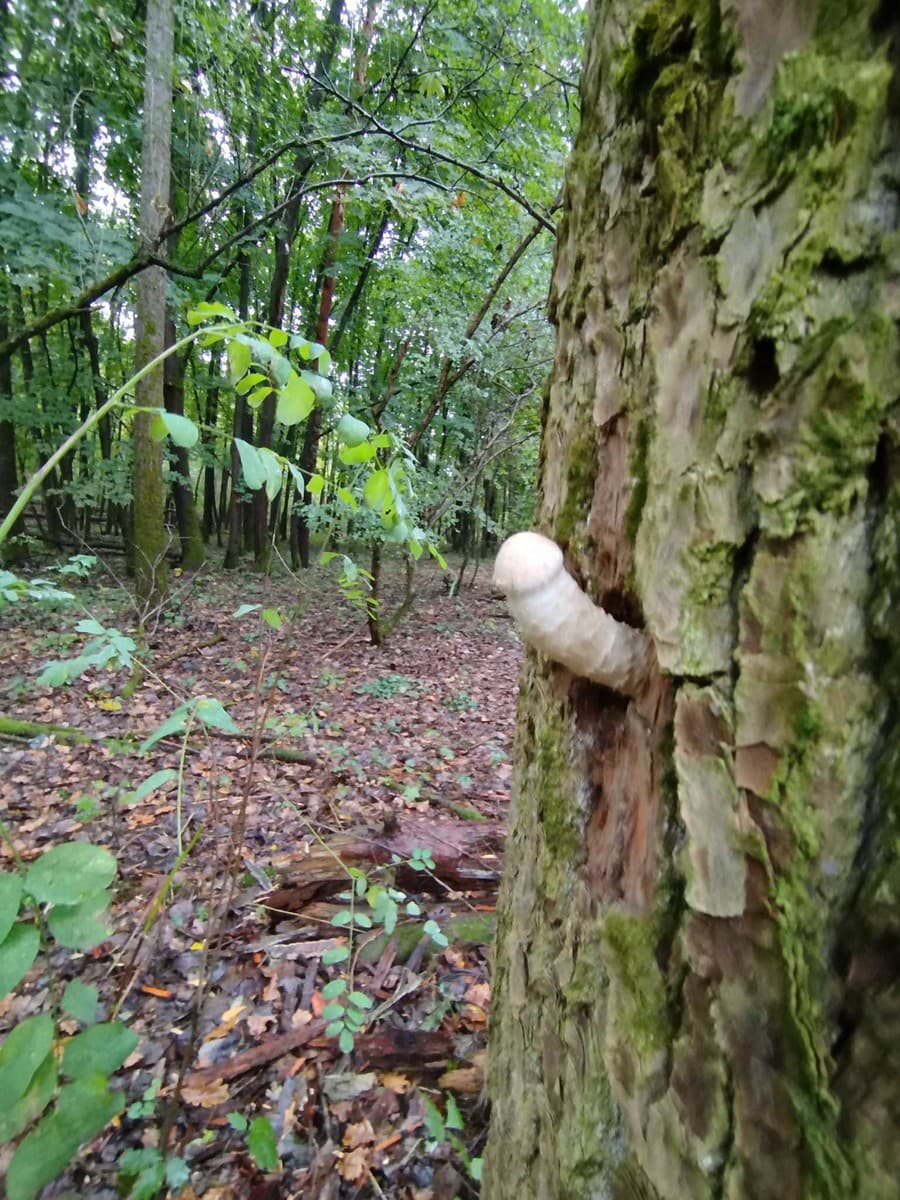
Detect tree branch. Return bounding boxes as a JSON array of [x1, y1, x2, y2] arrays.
[[299, 68, 557, 232]]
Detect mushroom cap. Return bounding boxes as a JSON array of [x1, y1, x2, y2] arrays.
[[492, 530, 563, 595]]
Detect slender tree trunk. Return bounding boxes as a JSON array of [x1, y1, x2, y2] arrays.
[[163, 315, 205, 568], [0, 295, 20, 539], [485, 5, 900, 1200], [224, 121, 257, 570], [132, 0, 173, 612], [294, 193, 345, 569], [202, 352, 220, 543], [252, 0, 345, 569]]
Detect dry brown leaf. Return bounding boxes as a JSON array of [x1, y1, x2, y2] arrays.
[[380, 1071, 412, 1094], [437, 1064, 483, 1094], [336, 1145, 372, 1184], [204, 1001, 246, 1041], [181, 1079, 231, 1108], [246, 1013, 275, 1038], [342, 1118, 375, 1149]]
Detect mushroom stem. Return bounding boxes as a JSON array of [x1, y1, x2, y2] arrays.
[[493, 531, 650, 696]]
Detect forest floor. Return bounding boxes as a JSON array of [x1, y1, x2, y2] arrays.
[[0, 550, 521, 1200]]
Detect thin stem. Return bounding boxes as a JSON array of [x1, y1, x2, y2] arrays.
[[0, 323, 234, 546]]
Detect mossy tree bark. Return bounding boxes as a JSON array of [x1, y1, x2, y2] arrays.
[[484, 4, 899, 1200], [132, 0, 173, 612]]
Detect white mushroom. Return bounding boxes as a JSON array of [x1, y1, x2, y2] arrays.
[[492, 531, 651, 696]]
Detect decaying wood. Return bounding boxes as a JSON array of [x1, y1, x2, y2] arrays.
[[265, 815, 504, 912]]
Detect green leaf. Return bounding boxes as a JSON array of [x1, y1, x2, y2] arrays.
[[0, 922, 40, 999], [331, 910, 352, 927], [227, 1111, 248, 1132], [336, 414, 370, 447], [424, 919, 448, 948], [286, 462, 306, 493], [195, 697, 240, 734], [258, 447, 285, 500], [363, 469, 391, 512], [150, 411, 199, 448], [348, 992, 374, 1010], [336, 487, 358, 510], [61, 980, 99, 1025], [234, 437, 266, 490], [6, 1075, 126, 1200], [0, 1052, 56, 1143], [246, 385, 272, 409], [307, 342, 330, 371], [233, 603, 261, 618], [0, 872, 22, 943], [322, 1003, 344, 1021], [428, 543, 448, 570], [262, 608, 282, 630], [445, 1093, 463, 1130], [338, 1029, 354, 1054], [0, 1014, 54, 1115], [62, 1021, 138, 1080], [139, 705, 191, 752], [322, 978, 347, 999], [165, 1156, 190, 1190], [306, 474, 326, 497], [322, 944, 350, 965], [235, 371, 267, 395], [47, 891, 112, 950], [301, 371, 332, 401], [24, 842, 116, 906], [268, 328, 288, 348], [227, 340, 252, 382], [188, 301, 236, 325], [423, 1098, 446, 1142], [339, 441, 376, 465], [247, 1116, 280, 1171], [325, 1019, 344, 1037], [276, 372, 315, 426], [133, 768, 177, 802], [119, 1146, 165, 1200], [271, 353, 292, 387]]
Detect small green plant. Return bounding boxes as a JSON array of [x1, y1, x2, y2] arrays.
[[422, 1093, 483, 1183], [355, 672, 421, 699], [443, 689, 478, 712], [118, 1145, 190, 1200], [226, 1111, 281, 1171], [0, 838, 138, 1200], [321, 851, 448, 1053], [36, 618, 137, 688]]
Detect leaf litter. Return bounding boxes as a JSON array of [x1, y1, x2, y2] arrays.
[[0, 554, 521, 1198]]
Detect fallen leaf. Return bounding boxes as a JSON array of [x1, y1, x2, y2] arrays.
[[380, 1071, 411, 1094], [342, 1119, 375, 1149], [336, 1145, 371, 1183], [181, 1078, 231, 1108]]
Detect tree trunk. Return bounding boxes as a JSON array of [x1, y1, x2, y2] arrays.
[[132, 0, 173, 611], [252, 0, 345, 569], [484, 5, 900, 1200], [0, 298, 19, 539]]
